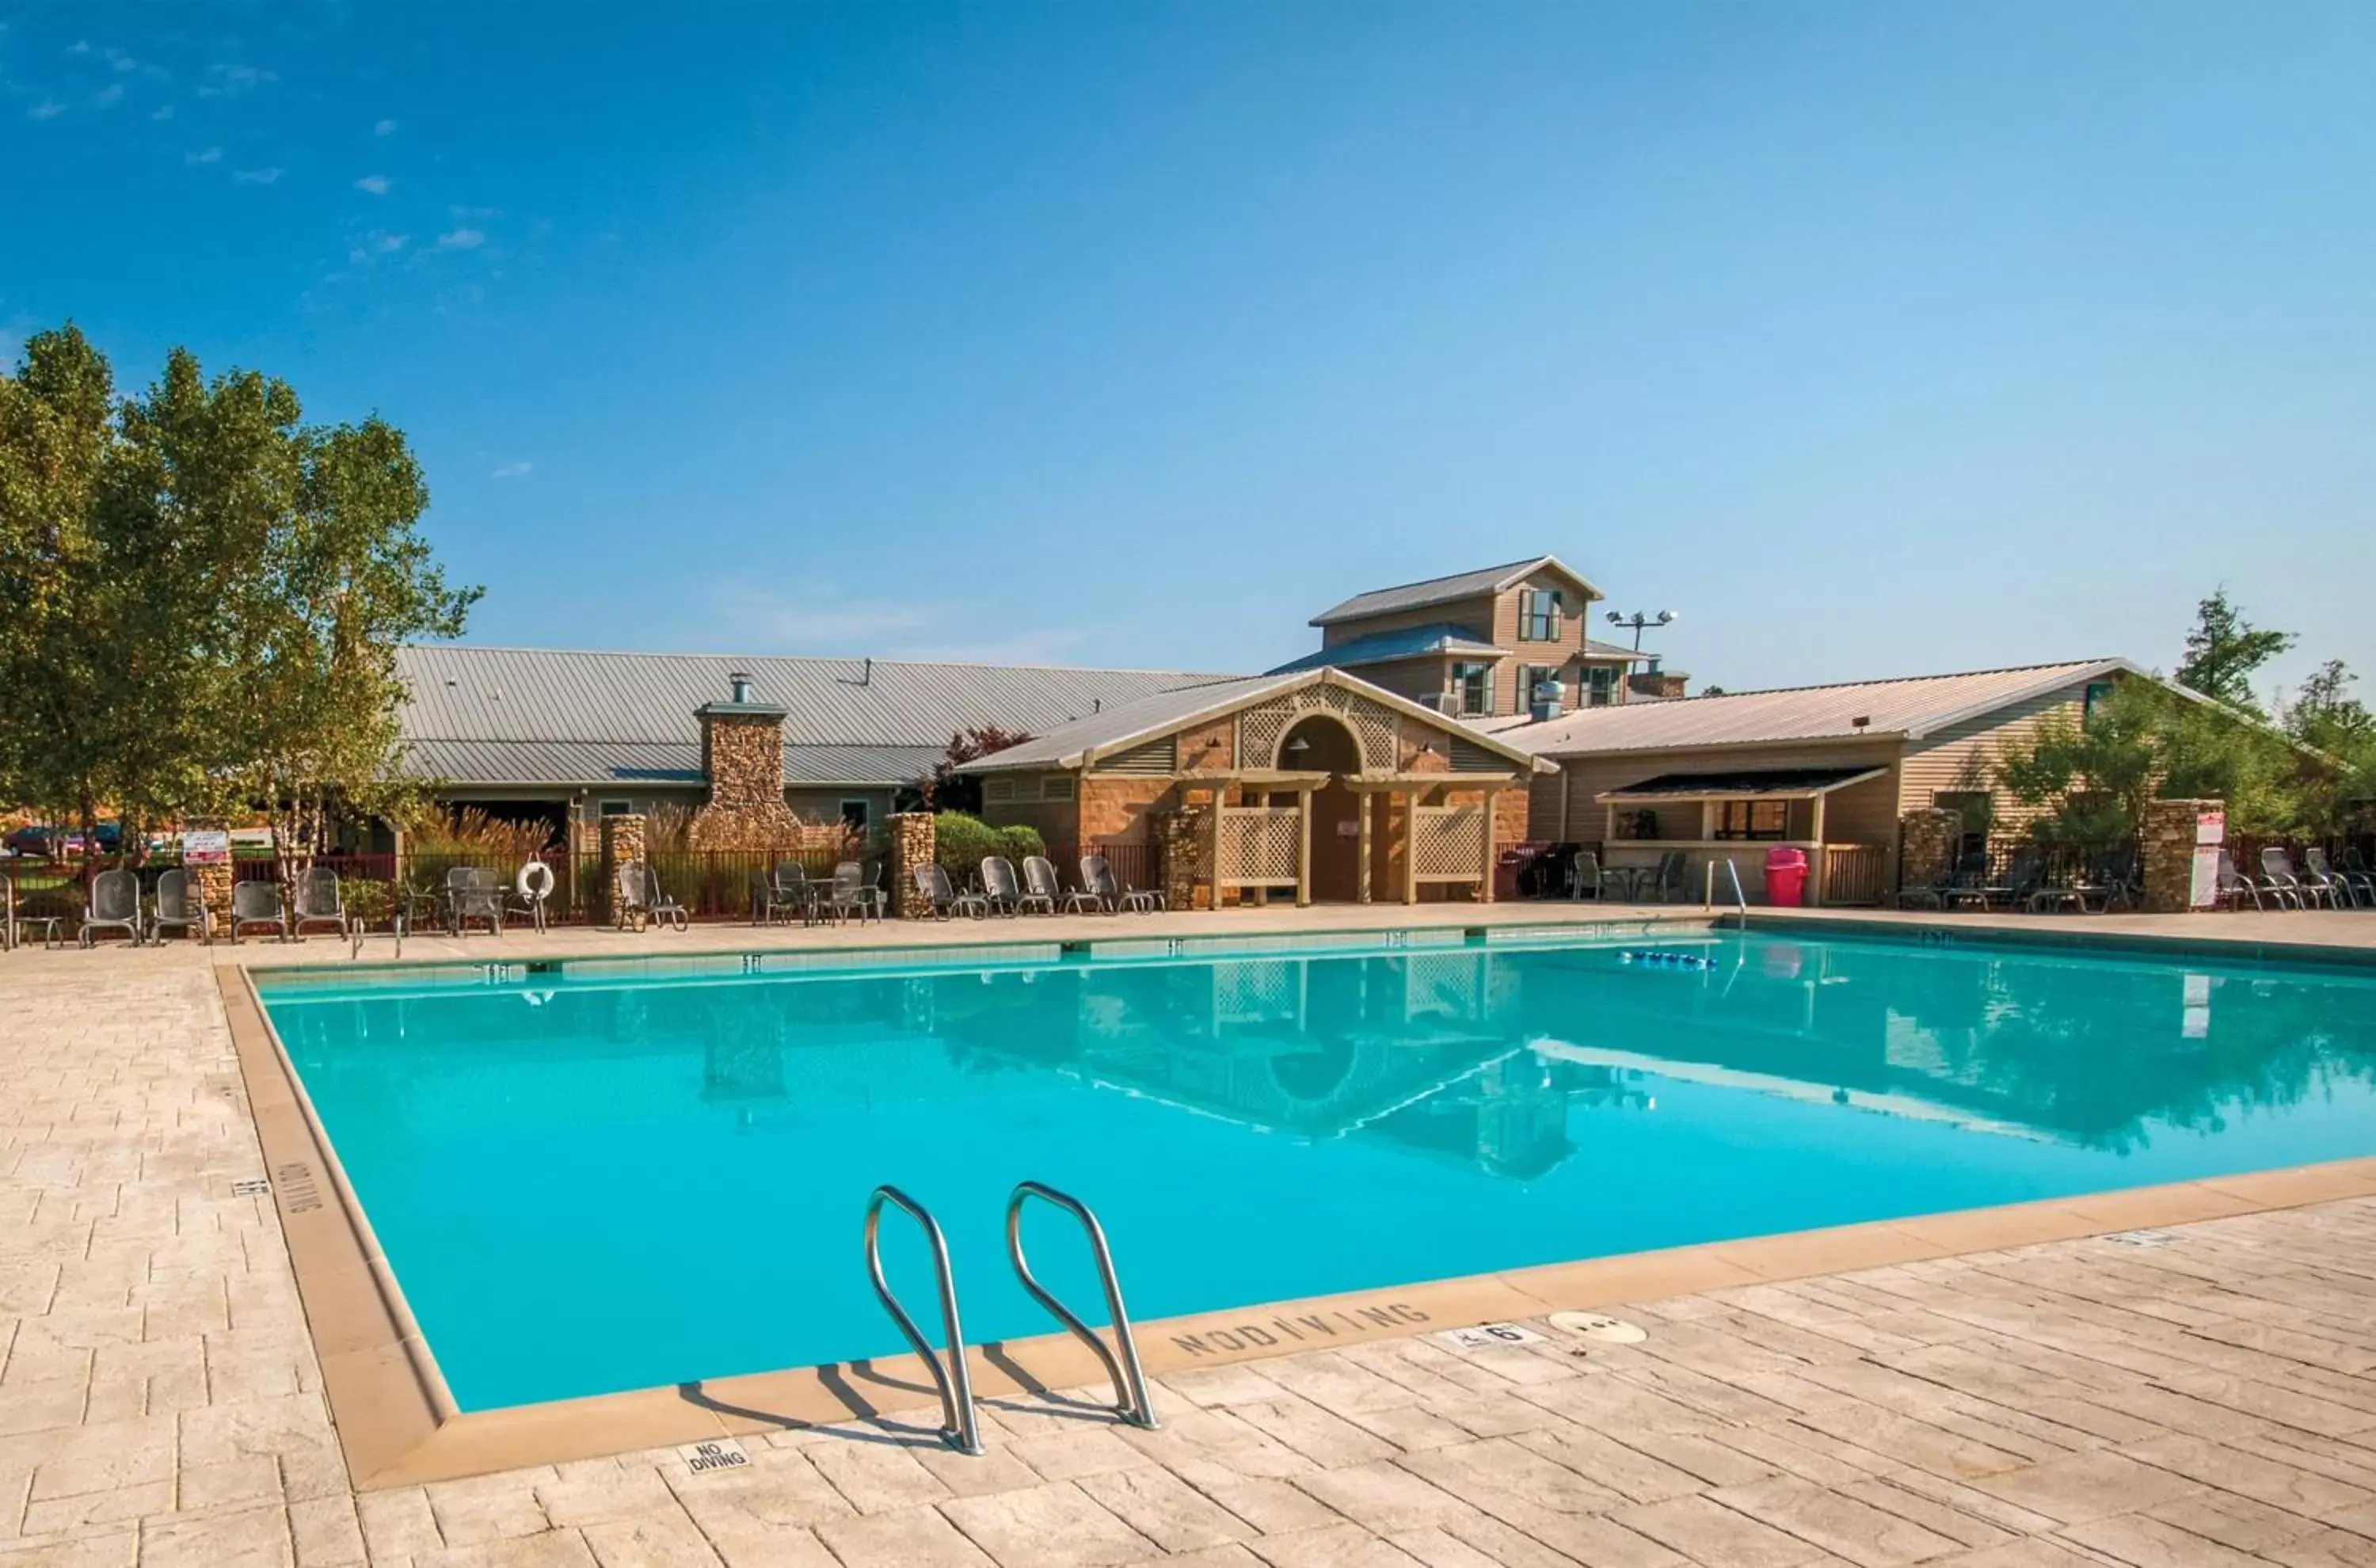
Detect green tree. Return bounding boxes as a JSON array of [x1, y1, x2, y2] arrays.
[[2279, 661, 2376, 839], [1990, 680, 2163, 848], [2174, 588, 2294, 712]]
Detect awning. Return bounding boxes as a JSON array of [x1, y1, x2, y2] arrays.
[[1597, 765, 1888, 804]]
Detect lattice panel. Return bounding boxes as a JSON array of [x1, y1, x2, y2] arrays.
[[1411, 805, 1485, 881], [1236, 684, 1400, 771], [1217, 805, 1301, 886], [1212, 960, 1304, 1026]]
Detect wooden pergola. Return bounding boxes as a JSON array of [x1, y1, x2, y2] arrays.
[[1178, 767, 1528, 907]]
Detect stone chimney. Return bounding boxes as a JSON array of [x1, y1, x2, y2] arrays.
[[687, 672, 806, 849], [1628, 656, 1690, 702]]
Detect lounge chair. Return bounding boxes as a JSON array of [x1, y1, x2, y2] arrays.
[[1940, 851, 1993, 911], [2298, 847, 2359, 909], [2213, 851, 2267, 911], [79, 869, 143, 947], [446, 866, 505, 936], [2, 873, 63, 951], [2078, 847, 2140, 912], [615, 860, 689, 931], [752, 861, 813, 926], [980, 856, 1026, 915], [2258, 847, 2319, 909], [912, 863, 991, 919], [1082, 854, 1163, 913], [2311, 847, 2374, 908], [292, 867, 349, 939], [230, 880, 289, 942], [2346, 847, 2376, 904], [822, 861, 878, 924], [150, 869, 211, 944], [1025, 854, 1099, 913]]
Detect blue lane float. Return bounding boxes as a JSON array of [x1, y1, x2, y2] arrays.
[[1618, 950, 1717, 970]]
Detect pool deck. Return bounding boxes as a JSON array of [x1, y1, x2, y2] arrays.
[[6, 902, 2376, 1566]]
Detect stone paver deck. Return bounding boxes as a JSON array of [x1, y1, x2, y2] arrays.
[[6, 908, 2376, 1566]]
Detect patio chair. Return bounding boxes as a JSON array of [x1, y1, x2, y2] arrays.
[[980, 856, 1026, 915], [445, 866, 505, 936], [1637, 851, 1687, 904], [292, 868, 349, 940], [1025, 854, 1099, 913], [2312, 846, 2374, 908], [2, 873, 64, 951], [821, 861, 878, 924], [230, 880, 289, 943], [1566, 851, 1628, 901], [2346, 847, 2376, 904], [2213, 851, 2267, 911], [149, 869, 212, 945], [1940, 851, 1993, 911], [2259, 847, 2321, 910], [912, 862, 991, 919], [80, 869, 143, 947], [2298, 847, 2359, 909], [1082, 854, 1163, 913], [2081, 847, 2141, 912], [615, 860, 690, 932], [752, 860, 813, 926]]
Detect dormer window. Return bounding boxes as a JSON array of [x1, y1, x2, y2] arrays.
[[1518, 588, 1563, 641]]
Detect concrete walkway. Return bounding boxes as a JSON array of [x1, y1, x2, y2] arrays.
[[4, 908, 2375, 1566]]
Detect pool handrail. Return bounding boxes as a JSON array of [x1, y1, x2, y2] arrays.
[[1703, 857, 1749, 918], [862, 1185, 984, 1455], [1005, 1180, 1158, 1429]]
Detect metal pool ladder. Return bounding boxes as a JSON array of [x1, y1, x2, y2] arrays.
[[1007, 1181, 1159, 1429], [863, 1186, 984, 1454]]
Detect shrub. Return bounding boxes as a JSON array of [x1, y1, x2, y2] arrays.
[[932, 812, 1045, 874]]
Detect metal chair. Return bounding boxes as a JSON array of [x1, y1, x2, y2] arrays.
[[2, 873, 64, 951], [913, 863, 990, 919], [230, 880, 289, 943], [149, 869, 212, 944], [980, 856, 1026, 916], [446, 866, 505, 935], [292, 867, 349, 939], [752, 860, 813, 926], [1025, 854, 1099, 913], [1081, 854, 1163, 913], [80, 869, 143, 947]]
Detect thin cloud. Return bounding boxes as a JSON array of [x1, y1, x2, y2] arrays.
[[90, 82, 122, 107], [449, 204, 502, 220], [65, 40, 92, 56], [354, 173, 389, 195], [232, 166, 283, 185], [374, 117, 396, 135], [345, 231, 409, 263], [186, 146, 222, 164], [436, 227, 485, 249], [150, 104, 174, 120], [489, 461, 532, 480], [27, 99, 64, 120], [105, 49, 139, 73], [201, 61, 276, 97]]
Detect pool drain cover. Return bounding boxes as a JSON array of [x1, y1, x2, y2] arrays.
[[1550, 1311, 1647, 1344]]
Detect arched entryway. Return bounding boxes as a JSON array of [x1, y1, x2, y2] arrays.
[[1277, 714, 1363, 902]]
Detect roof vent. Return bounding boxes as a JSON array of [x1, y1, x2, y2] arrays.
[[1850, 714, 1871, 729], [729, 672, 754, 704]]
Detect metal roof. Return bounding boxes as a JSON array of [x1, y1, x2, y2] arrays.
[[1266, 622, 1506, 675], [1309, 555, 1602, 626], [1597, 766, 1891, 802], [1471, 660, 2134, 757], [964, 668, 1553, 774], [395, 645, 1239, 790]]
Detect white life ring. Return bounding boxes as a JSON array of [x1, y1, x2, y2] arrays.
[[516, 860, 555, 903]]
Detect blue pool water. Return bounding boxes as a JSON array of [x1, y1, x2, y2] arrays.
[[257, 931, 2376, 1411]]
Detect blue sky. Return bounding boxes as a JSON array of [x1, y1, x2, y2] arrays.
[[5, 2, 2371, 701]]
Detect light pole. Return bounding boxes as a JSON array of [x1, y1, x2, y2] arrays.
[[1605, 608, 1678, 653]]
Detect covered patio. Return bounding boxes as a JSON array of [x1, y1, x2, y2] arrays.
[[1596, 764, 1897, 904]]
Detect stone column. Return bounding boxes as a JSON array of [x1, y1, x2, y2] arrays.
[[600, 813, 647, 927], [1154, 805, 1210, 911], [2142, 798, 2221, 913], [1896, 808, 1959, 893], [887, 812, 936, 919]]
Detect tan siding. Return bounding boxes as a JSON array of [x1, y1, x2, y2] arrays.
[[1341, 655, 1455, 709], [1898, 680, 2094, 829], [1320, 595, 1497, 647]]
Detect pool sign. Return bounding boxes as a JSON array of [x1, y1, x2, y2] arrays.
[[181, 828, 230, 865], [677, 1438, 750, 1474], [1437, 1322, 1545, 1350]]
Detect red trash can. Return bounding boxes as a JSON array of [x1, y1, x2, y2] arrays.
[[1763, 846, 1808, 907]]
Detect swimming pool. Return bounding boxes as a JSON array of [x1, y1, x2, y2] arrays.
[[257, 930, 2376, 1412]]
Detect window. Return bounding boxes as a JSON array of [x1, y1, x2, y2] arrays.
[[598, 799, 633, 817], [1712, 800, 1790, 840], [1517, 588, 1563, 641], [1586, 665, 1616, 706], [1041, 774, 1076, 802], [1521, 665, 1556, 708], [2083, 680, 2116, 728], [840, 799, 870, 829], [1452, 662, 1493, 716]]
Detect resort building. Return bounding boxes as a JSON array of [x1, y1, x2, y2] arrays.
[[1269, 555, 1654, 717], [391, 644, 1231, 843], [963, 667, 1551, 906], [1472, 658, 2149, 904]]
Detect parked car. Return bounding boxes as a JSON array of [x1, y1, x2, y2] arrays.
[[3, 825, 60, 858]]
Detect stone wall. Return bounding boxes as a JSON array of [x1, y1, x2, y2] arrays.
[[1153, 805, 1211, 911], [1177, 721, 1234, 773], [687, 711, 807, 850], [600, 812, 646, 927], [2142, 797, 2222, 913], [1897, 807, 1959, 892], [886, 812, 935, 919]]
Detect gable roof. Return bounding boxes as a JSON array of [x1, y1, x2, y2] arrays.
[[1309, 555, 1602, 626], [394, 645, 1240, 790], [962, 667, 1555, 774], [1469, 659, 2139, 757]]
